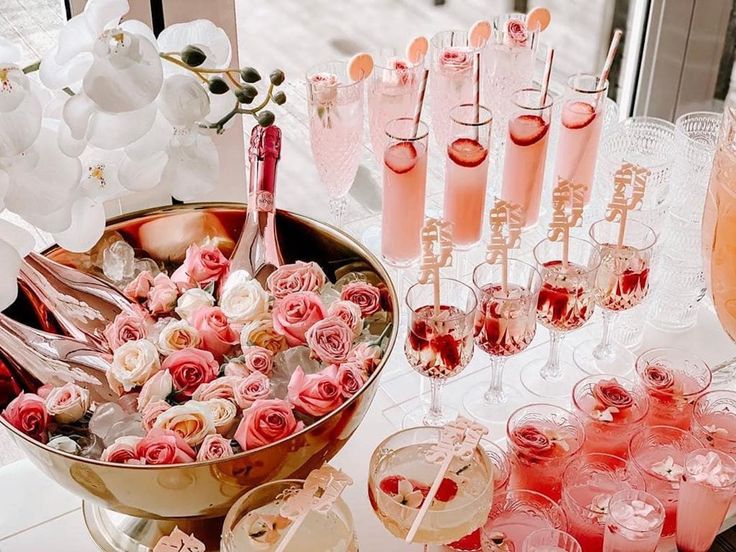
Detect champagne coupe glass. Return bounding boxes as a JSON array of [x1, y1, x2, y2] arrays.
[[690, 390, 736, 454], [520, 237, 601, 398], [221, 479, 356, 552], [403, 278, 477, 427], [523, 529, 582, 552], [464, 259, 542, 424], [573, 219, 657, 376], [306, 61, 365, 228], [368, 426, 494, 546], [603, 489, 665, 552]]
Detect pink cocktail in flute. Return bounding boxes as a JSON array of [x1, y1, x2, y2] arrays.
[[627, 425, 703, 538], [506, 403, 585, 502], [500, 88, 553, 227], [603, 489, 665, 552], [676, 449, 736, 552], [691, 390, 736, 454], [635, 347, 712, 430], [443, 104, 492, 249], [553, 74, 607, 204], [572, 375, 648, 458], [381, 118, 428, 267]]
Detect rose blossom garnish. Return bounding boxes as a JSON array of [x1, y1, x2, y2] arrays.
[[439, 47, 472, 73], [196, 433, 234, 461], [124, 270, 154, 303], [233, 372, 272, 409], [510, 424, 552, 455], [591, 378, 633, 422], [240, 314, 287, 354], [175, 288, 215, 322], [191, 306, 239, 358], [503, 18, 528, 48], [44, 382, 90, 424], [651, 456, 685, 482], [233, 398, 304, 450], [288, 365, 344, 417], [337, 362, 367, 399], [162, 347, 219, 398], [101, 436, 144, 464], [137, 369, 174, 410], [171, 242, 230, 288], [308, 73, 339, 106], [641, 362, 676, 392], [108, 339, 161, 393], [202, 398, 238, 435], [157, 319, 201, 355], [327, 300, 364, 338], [152, 401, 216, 447], [305, 316, 354, 364], [1, 392, 49, 443], [135, 428, 196, 465], [266, 261, 327, 299], [104, 310, 150, 350], [219, 270, 269, 324], [147, 273, 179, 315], [192, 376, 240, 403], [340, 281, 382, 317], [272, 291, 326, 346], [241, 346, 274, 377]]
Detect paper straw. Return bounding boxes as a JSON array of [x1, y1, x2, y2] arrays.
[[412, 68, 429, 138], [501, 251, 508, 294], [617, 210, 627, 247], [540, 47, 554, 107], [599, 29, 623, 86], [405, 454, 453, 543], [473, 51, 481, 140], [562, 228, 569, 269], [274, 512, 307, 552]]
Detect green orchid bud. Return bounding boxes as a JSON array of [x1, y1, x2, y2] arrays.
[[269, 69, 285, 86], [240, 67, 261, 83], [273, 91, 286, 105], [208, 77, 229, 95], [181, 45, 206, 67], [256, 110, 275, 127]]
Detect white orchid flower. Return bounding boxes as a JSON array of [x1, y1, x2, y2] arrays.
[[0, 219, 35, 310]]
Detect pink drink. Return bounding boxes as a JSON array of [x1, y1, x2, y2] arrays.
[[523, 529, 582, 552], [474, 284, 537, 356], [603, 490, 664, 552], [381, 119, 428, 266], [536, 261, 596, 331], [500, 88, 553, 227], [691, 391, 736, 454], [676, 449, 736, 552], [595, 245, 650, 311], [572, 375, 648, 458]]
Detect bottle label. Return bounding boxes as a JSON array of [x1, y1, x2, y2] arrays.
[[256, 191, 274, 212]]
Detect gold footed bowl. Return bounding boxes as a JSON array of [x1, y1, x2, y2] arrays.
[[0, 203, 398, 552]]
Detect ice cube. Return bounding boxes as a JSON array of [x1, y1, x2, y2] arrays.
[[104, 414, 146, 447], [134, 258, 161, 277], [88, 402, 127, 440], [102, 240, 135, 282]]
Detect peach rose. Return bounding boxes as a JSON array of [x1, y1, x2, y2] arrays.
[[196, 433, 234, 461], [328, 300, 364, 338], [45, 383, 90, 424], [287, 365, 343, 417], [191, 376, 241, 403], [162, 347, 219, 398], [233, 372, 272, 409], [202, 398, 238, 435], [109, 339, 161, 393], [141, 400, 171, 431], [152, 401, 216, 447], [1, 392, 49, 443], [340, 281, 382, 317], [191, 307, 239, 358], [104, 310, 151, 350], [272, 291, 326, 346], [241, 346, 274, 377], [137, 369, 174, 411], [240, 315, 287, 354], [123, 270, 154, 303], [147, 273, 179, 315], [266, 261, 327, 299], [171, 243, 230, 287], [233, 399, 304, 450], [157, 319, 201, 355], [336, 362, 367, 398], [305, 316, 354, 364], [135, 428, 196, 465], [101, 436, 144, 464]]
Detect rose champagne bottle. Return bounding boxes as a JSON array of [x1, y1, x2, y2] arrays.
[[229, 124, 285, 283]]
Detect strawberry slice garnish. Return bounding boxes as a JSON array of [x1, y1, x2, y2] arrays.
[[385, 141, 418, 174], [448, 138, 488, 168], [562, 101, 596, 129], [379, 475, 405, 495], [448, 528, 481, 551], [509, 114, 548, 146], [435, 477, 459, 502]]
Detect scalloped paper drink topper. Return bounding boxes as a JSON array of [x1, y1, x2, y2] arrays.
[[605, 161, 650, 246], [406, 36, 429, 64], [549, 177, 586, 266], [418, 217, 454, 314], [469, 20, 492, 48], [152, 527, 205, 552], [487, 197, 524, 291], [347, 52, 374, 81]]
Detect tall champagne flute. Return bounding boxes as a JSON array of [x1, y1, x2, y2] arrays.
[[521, 237, 601, 398], [403, 278, 476, 427], [573, 219, 657, 376], [306, 61, 364, 228], [464, 259, 541, 424]]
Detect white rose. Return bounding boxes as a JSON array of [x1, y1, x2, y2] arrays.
[[109, 339, 161, 393], [202, 398, 238, 435], [157, 319, 201, 355], [175, 288, 215, 322], [153, 401, 215, 447], [219, 270, 269, 323], [45, 382, 91, 424], [137, 369, 174, 411]]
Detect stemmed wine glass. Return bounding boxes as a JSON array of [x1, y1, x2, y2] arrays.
[[463, 259, 541, 424], [520, 236, 601, 398], [573, 218, 657, 376], [403, 278, 476, 427], [306, 61, 365, 228]]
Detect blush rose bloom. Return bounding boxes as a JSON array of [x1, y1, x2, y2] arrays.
[[309, 72, 339, 106], [439, 47, 472, 72], [510, 425, 553, 456], [171, 243, 230, 287], [2, 392, 49, 443], [272, 291, 326, 346], [152, 401, 216, 447], [305, 316, 354, 364], [202, 398, 238, 435], [336, 362, 368, 399], [592, 379, 634, 410], [147, 273, 179, 315], [287, 365, 344, 417], [157, 319, 201, 355], [103, 310, 150, 350], [109, 339, 161, 393], [191, 307, 239, 358], [101, 436, 144, 464], [162, 348, 220, 398], [240, 315, 287, 354], [142, 400, 171, 431], [641, 363, 676, 391], [137, 369, 174, 411], [233, 398, 304, 450], [175, 288, 215, 322], [241, 346, 274, 377], [234, 372, 272, 409], [123, 270, 154, 303], [347, 343, 382, 374], [196, 433, 234, 461], [219, 270, 269, 324], [222, 357, 250, 378], [192, 376, 241, 403], [135, 428, 196, 465], [340, 281, 382, 317], [327, 300, 364, 338], [44, 382, 90, 424], [266, 261, 327, 299], [503, 18, 528, 48]]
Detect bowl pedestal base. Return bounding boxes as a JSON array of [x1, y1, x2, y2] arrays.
[[83, 501, 223, 551]]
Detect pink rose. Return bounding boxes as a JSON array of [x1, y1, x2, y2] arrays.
[[233, 399, 304, 450], [347, 343, 382, 374], [103, 310, 150, 350], [509, 424, 553, 456], [272, 291, 326, 346], [135, 428, 196, 465], [592, 379, 634, 410], [327, 300, 363, 338], [504, 18, 528, 48], [191, 307, 239, 358], [439, 47, 472, 72], [147, 273, 178, 316], [223, 357, 250, 378], [234, 372, 272, 409], [171, 243, 230, 287], [101, 436, 144, 464], [337, 362, 367, 398], [340, 281, 382, 317], [2, 392, 49, 443], [309, 72, 339, 106], [241, 346, 274, 377], [124, 271, 154, 303], [266, 261, 327, 299], [142, 400, 171, 431], [196, 434, 234, 461], [305, 316, 354, 364], [162, 348, 220, 398], [287, 365, 343, 417], [191, 376, 241, 402]]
